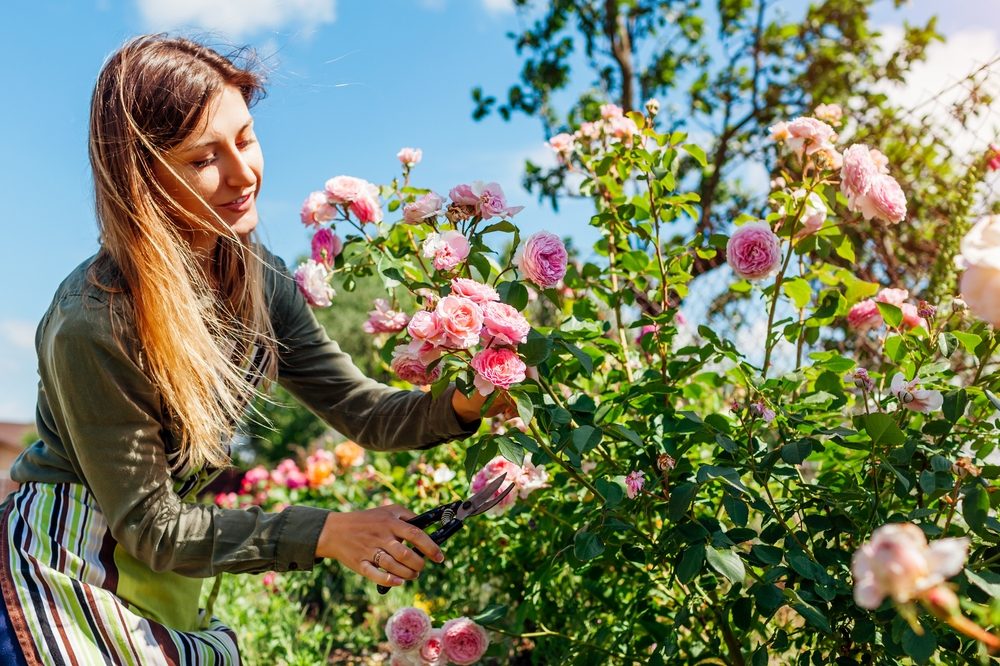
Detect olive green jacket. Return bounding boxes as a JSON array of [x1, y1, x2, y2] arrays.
[[9, 248, 477, 578]]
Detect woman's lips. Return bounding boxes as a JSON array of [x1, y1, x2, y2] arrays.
[[219, 193, 252, 212]]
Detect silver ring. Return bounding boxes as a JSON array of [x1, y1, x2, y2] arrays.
[[373, 548, 386, 569]]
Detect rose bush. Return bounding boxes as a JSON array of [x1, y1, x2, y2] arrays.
[[212, 99, 999, 664]]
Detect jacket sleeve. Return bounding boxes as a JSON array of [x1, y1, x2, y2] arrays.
[[267, 254, 481, 451], [40, 296, 328, 578]]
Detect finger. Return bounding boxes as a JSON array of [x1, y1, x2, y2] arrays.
[[359, 560, 404, 587], [374, 549, 420, 581], [387, 504, 417, 521], [395, 521, 445, 563], [387, 539, 426, 574]]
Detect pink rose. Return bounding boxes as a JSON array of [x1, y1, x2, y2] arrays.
[[391, 341, 442, 386], [300, 191, 336, 227], [273, 459, 308, 489], [725, 222, 782, 281], [419, 628, 445, 666], [548, 132, 574, 159], [294, 260, 335, 307], [441, 617, 490, 666], [310, 228, 342, 267], [471, 347, 526, 395], [847, 299, 881, 331], [813, 103, 843, 124], [876, 288, 909, 307], [450, 278, 500, 304], [625, 470, 645, 499], [435, 296, 484, 349], [988, 143, 1000, 171], [403, 192, 444, 224], [481, 301, 530, 346], [385, 607, 432, 652], [855, 174, 906, 224], [768, 121, 790, 142], [448, 181, 523, 220], [261, 572, 278, 592], [961, 265, 1000, 326], [422, 231, 471, 272], [575, 121, 601, 142], [599, 103, 623, 119], [788, 189, 827, 236], [890, 373, 943, 413], [514, 231, 568, 288], [783, 116, 837, 157], [214, 492, 239, 509], [407, 310, 446, 345], [608, 115, 640, 141], [471, 454, 547, 514], [243, 465, 269, 487], [899, 304, 927, 330], [363, 298, 410, 334], [852, 523, 968, 609], [396, 147, 423, 167], [349, 189, 383, 224], [324, 175, 367, 204], [841, 144, 888, 208]]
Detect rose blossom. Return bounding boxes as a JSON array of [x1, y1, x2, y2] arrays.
[[625, 470, 645, 499], [471, 456, 521, 512], [471, 347, 527, 395], [608, 115, 640, 140], [876, 287, 908, 306], [548, 132, 574, 161], [750, 401, 776, 423], [851, 367, 875, 392], [363, 298, 410, 334], [575, 121, 601, 142], [305, 449, 335, 488], [600, 103, 623, 119], [436, 295, 484, 349], [768, 121, 790, 142], [855, 173, 907, 224], [450, 278, 500, 304], [419, 628, 445, 666], [300, 191, 335, 227], [781, 116, 838, 157], [333, 441, 365, 469], [349, 189, 383, 224], [890, 373, 943, 413], [840, 144, 888, 208], [481, 301, 530, 346], [787, 189, 827, 236], [214, 492, 239, 509], [386, 607, 433, 652], [514, 231, 568, 288], [422, 230, 471, 272], [442, 617, 490, 666], [852, 522, 969, 609], [449, 181, 524, 220], [396, 146, 423, 167], [391, 341, 442, 386], [324, 175, 368, 203], [988, 143, 1000, 171], [403, 192, 444, 224], [899, 303, 927, 330], [310, 227, 342, 267], [294, 259, 335, 307], [406, 310, 447, 346], [271, 459, 307, 489], [813, 103, 843, 124], [725, 222, 782, 281], [958, 215, 1000, 326]]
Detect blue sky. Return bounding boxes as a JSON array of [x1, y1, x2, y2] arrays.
[[0, 0, 997, 421]]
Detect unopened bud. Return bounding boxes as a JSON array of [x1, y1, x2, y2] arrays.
[[952, 457, 981, 479], [644, 98, 660, 117], [920, 585, 961, 620], [657, 454, 676, 472], [952, 298, 968, 313], [770, 176, 787, 190], [852, 367, 875, 392], [917, 300, 937, 319]]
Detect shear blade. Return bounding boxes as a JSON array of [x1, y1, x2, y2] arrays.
[[459, 472, 516, 519]]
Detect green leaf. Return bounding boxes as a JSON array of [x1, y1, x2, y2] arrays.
[[668, 483, 697, 521], [884, 335, 905, 363], [480, 220, 517, 235], [864, 413, 906, 447], [496, 436, 525, 466], [571, 426, 603, 454], [782, 278, 812, 309], [515, 394, 535, 426], [676, 543, 705, 584], [574, 531, 605, 561], [594, 478, 624, 508], [938, 332, 958, 358], [780, 440, 812, 465], [953, 331, 983, 354], [472, 604, 508, 625], [605, 424, 642, 447], [790, 601, 832, 634], [901, 624, 936, 664], [965, 569, 1000, 597], [682, 144, 707, 167], [705, 546, 745, 586], [876, 302, 903, 328], [497, 281, 529, 310], [520, 334, 553, 366], [559, 340, 595, 374], [942, 389, 968, 424], [723, 493, 749, 527], [963, 484, 990, 532]]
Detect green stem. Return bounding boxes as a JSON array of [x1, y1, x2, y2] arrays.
[[528, 421, 605, 502]]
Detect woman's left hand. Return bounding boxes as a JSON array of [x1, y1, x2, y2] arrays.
[[451, 387, 516, 424]]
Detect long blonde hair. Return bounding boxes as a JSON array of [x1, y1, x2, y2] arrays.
[[87, 34, 277, 471]]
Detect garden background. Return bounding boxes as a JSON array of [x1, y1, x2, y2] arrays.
[[3, 1, 1000, 664]]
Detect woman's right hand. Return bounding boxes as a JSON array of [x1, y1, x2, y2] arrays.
[[315, 504, 445, 588]]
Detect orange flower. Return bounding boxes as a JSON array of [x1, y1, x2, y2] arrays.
[[334, 441, 365, 470]]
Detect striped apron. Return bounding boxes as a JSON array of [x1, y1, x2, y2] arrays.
[[0, 479, 241, 665]]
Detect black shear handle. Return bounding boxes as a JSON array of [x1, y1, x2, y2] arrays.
[[376, 520, 464, 594]]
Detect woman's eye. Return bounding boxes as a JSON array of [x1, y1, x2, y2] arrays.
[[238, 137, 256, 150], [192, 156, 216, 169]]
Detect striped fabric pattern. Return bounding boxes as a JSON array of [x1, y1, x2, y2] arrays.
[[0, 482, 242, 665]]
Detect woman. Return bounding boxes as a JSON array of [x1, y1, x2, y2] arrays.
[[0, 34, 496, 664]]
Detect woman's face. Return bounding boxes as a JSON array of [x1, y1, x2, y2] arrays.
[[154, 85, 263, 252]]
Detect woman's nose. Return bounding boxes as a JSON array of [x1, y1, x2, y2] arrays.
[[224, 149, 257, 189]]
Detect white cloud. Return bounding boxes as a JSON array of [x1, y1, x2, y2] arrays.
[[481, 0, 514, 14], [0, 320, 35, 352], [136, 0, 337, 40], [876, 26, 1000, 156]]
